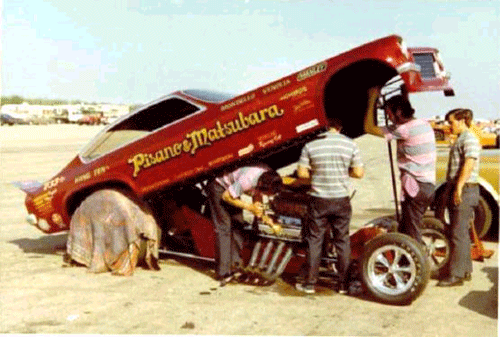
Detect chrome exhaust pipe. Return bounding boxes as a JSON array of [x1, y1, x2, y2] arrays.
[[257, 240, 274, 270], [275, 247, 294, 276], [266, 241, 285, 275], [248, 240, 262, 268]]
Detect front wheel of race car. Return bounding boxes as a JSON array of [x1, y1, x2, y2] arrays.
[[361, 233, 430, 305]]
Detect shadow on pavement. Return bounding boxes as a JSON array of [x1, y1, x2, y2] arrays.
[[459, 266, 498, 319], [10, 233, 68, 255]]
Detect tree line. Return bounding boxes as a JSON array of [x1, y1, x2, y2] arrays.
[[1, 95, 89, 106]]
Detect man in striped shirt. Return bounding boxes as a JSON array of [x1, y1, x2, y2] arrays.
[[295, 118, 364, 294], [364, 89, 436, 245], [437, 108, 480, 287], [207, 164, 283, 286]]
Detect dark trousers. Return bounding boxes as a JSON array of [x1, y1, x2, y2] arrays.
[[304, 196, 352, 285], [447, 183, 479, 278], [399, 182, 435, 244], [206, 179, 243, 278]]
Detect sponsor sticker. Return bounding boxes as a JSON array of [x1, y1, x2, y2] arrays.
[[238, 143, 255, 157], [296, 119, 319, 133], [297, 62, 327, 81]]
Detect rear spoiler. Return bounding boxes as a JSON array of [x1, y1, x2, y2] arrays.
[[12, 180, 43, 195]]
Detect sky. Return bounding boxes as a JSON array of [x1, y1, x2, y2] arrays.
[[1, 0, 499, 120]]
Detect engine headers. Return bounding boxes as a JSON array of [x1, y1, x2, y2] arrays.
[[241, 238, 294, 284]]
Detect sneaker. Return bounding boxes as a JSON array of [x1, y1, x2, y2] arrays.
[[295, 283, 315, 294], [337, 283, 348, 295], [219, 273, 235, 287]]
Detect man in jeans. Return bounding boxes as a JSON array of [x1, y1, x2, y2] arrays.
[[437, 108, 480, 287], [207, 164, 283, 286], [295, 118, 364, 294], [364, 88, 436, 245]]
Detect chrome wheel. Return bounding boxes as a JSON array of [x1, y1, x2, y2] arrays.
[[366, 244, 417, 296]]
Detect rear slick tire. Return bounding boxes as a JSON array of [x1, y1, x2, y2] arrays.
[[361, 233, 430, 305]]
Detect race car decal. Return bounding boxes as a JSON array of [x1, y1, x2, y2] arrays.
[[221, 93, 256, 111], [33, 189, 57, 214], [297, 62, 327, 81], [128, 104, 285, 177], [209, 154, 234, 167], [74, 165, 109, 184], [43, 176, 65, 191], [258, 130, 283, 148], [238, 143, 255, 157], [279, 86, 308, 101], [75, 172, 91, 184], [296, 119, 319, 133], [262, 79, 292, 95], [293, 99, 315, 113]]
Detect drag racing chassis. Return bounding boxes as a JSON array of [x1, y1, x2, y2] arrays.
[[155, 183, 431, 306]]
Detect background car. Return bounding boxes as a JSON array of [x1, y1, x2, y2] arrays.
[[0, 112, 29, 125]]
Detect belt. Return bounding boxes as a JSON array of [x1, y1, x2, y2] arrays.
[[463, 182, 478, 188], [447, 181, 478, 188]]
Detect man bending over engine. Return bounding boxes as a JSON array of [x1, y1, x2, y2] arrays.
[[207, 164, 283, 286]]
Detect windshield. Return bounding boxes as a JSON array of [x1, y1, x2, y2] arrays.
[[80, 97, 200, 160]]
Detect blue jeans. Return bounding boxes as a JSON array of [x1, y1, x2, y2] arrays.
[[207, 179, 243, 278], [447, 183, 479, 278], [399, 181, 435, 244], [304, 196, 352, 285]]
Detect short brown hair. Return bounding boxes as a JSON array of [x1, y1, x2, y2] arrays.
[[445, 108, 474, 127], [383, 95, 415, 118], [328, 117, 343, 130], [256, 170, 283, 194]]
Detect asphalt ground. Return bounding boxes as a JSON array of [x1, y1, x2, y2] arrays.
[[0, 124, 497, 335]]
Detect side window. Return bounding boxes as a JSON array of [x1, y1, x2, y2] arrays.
[[81, 97, 200, 160], [412, 53, 436, 78], [112, 97, 200, 132]]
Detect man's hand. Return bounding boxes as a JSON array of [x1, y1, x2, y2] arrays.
[[262, 214, 283, 235], [453, 186, 463, 206], [249, 201, 264, 218]]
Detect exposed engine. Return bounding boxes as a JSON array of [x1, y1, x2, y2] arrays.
[[256, 189, 310, 241], [240, 188, 312, 284]]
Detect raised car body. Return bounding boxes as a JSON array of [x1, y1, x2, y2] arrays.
[[17, 34, 456, 305], [20, 35, 453, 234]]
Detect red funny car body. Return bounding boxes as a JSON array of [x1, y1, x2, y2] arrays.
[[21, 35, 453, 234]]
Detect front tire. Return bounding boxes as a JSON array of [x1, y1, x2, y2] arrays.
[[361, 233, 430, 305], [67, 189, 160, 275]]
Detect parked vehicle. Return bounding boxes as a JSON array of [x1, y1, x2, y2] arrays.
[[16, 35, 454, 304], [78, 113, 103, 125], [0, 112, 29, 125], [431, 121, 499, 149]]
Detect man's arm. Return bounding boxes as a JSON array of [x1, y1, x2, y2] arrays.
[[221, 185, 282, 234], [222, 190, 262, 215], [294, 165, 312, 185], [364, 87, 385, 137]]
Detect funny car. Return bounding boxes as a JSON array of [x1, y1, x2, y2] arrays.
[[18, 35, 454, 304]]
